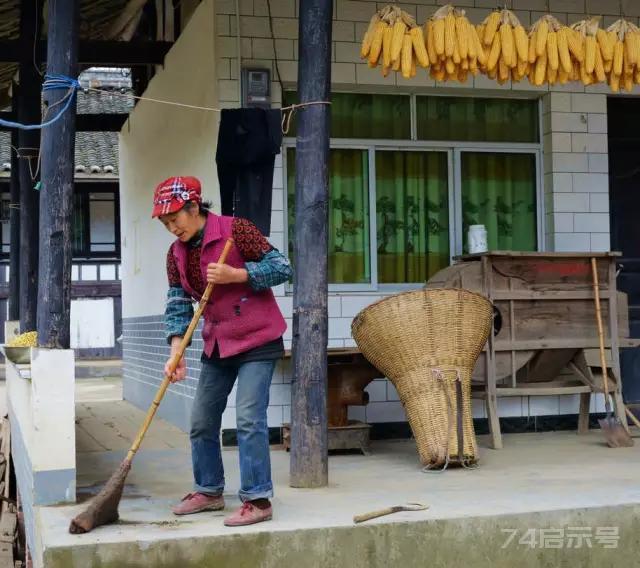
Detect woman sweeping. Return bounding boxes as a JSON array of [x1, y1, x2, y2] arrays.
[[153, 176, 291, 527]]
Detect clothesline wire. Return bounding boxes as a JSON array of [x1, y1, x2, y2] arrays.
[[84, 85, 331, 117], [1, 75, 330, 181]]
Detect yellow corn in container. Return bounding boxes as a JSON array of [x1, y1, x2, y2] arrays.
[[7, 331, 38, 347]]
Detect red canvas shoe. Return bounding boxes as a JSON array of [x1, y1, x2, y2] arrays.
[[224, 501, 273, 527], [171, 492, 225, 515]]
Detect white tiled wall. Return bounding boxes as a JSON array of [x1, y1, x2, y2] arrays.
[[543, 92, 612, 252], [211, 0, 638, 425]]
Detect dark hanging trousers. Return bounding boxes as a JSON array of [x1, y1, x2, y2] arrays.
[[216, 108, 282, 236]]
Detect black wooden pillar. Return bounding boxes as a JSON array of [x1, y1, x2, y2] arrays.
[[18, 0, 43, 332], [9, 115, 20, 322], [37, 0, 79, 348], [289, 0, 333, 488]]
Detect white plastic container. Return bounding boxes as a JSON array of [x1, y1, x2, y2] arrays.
[[468, 224, 488, 254]]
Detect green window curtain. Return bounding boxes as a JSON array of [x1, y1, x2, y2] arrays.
[[288, 148, 371, 284], [376, 151, 449, 283], [283, 92, 411, 139], [416, 97, 539, 143], [461, 152, 537, 252]]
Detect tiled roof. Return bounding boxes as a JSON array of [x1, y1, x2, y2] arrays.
[[0, 69, 134, 179], [0, 0, 141, 106]]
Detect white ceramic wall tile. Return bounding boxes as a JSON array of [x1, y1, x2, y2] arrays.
[[472, 399, 486, 419], [365, 401, 406, 423], [365, 380, 387, 403], [558, 394, 581, 414], [497, 397, 524, 417], [341, 296, 383, 318], [221, 407, 236, 429], [267, 405, 284, 427], [527, 396, 560, 417], [348, 405, 367, 422], [270, 383, 291, 406], [386, 382, 400, 402]]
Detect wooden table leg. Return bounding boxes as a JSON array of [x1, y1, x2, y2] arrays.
[[578, 392, 591, 434], [486, 392, 502, 449], [608, 259, 630, 434], [482, 256, 502, 449]]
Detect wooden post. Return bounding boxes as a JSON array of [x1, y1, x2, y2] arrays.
[[8, 113, 20, 322], [17, 0, 43, 332], [37, 0, 79, 348], [289, 0, 332, 488]]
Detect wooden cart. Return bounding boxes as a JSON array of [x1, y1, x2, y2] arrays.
[[427, 251, 638, 449]]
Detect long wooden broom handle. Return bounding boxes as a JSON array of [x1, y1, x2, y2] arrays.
[[591, 258, 611, 404], [626, 406, 640, 430], [126, 238, 235, 461]]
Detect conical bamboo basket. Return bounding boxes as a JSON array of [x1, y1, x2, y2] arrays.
[[351, 288, 492, 468]]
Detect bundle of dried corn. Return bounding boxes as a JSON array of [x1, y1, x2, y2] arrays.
[[560, 17, 609, 87], [360, 5, 428, 78], [478, 9, 529, 84], [425, 4, 486, 83], [525, 15, 583, 86], [605, 18, 640, 92]]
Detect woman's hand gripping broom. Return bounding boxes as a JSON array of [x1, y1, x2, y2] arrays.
[[69, 239, 234, 534]]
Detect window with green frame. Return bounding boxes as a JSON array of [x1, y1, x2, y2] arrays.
[[284, 92, 540, 287]]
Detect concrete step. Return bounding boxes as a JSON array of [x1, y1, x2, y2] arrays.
[[0, 358, 122, 379]]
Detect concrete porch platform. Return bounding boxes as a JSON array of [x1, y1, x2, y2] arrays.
[[37, 379, 640, 567]]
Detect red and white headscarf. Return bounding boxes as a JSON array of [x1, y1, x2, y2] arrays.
[[151, 176, 202, 218]]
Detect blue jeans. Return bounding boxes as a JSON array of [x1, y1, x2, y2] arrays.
[[190, 358, 275, 502]]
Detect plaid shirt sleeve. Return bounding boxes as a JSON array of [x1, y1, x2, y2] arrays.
[[245, 249, 292, 291], [165, 285, 194, 344]]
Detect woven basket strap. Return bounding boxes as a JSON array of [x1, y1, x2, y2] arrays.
[[455, 376, 464, 464], [432, 367, 469, 467]]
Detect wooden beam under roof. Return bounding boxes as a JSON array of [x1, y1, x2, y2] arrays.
[[0, 39, 172, 65]]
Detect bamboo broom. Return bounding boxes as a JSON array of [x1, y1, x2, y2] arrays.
[[69, 238, 234, 533]]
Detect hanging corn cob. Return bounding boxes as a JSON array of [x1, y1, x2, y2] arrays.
[[359, 5, 429, 78], [479, 9, 529, 84], [566, 17, 607, 87], [527, 15, 573, 86], [606, 18, 640, 92], [360, 5, 638, 90], [424, 4, 486, 84], [526, 15, 601, 87]]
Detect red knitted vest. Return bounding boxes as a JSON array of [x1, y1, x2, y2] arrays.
[[172, 213, 287, 358]]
